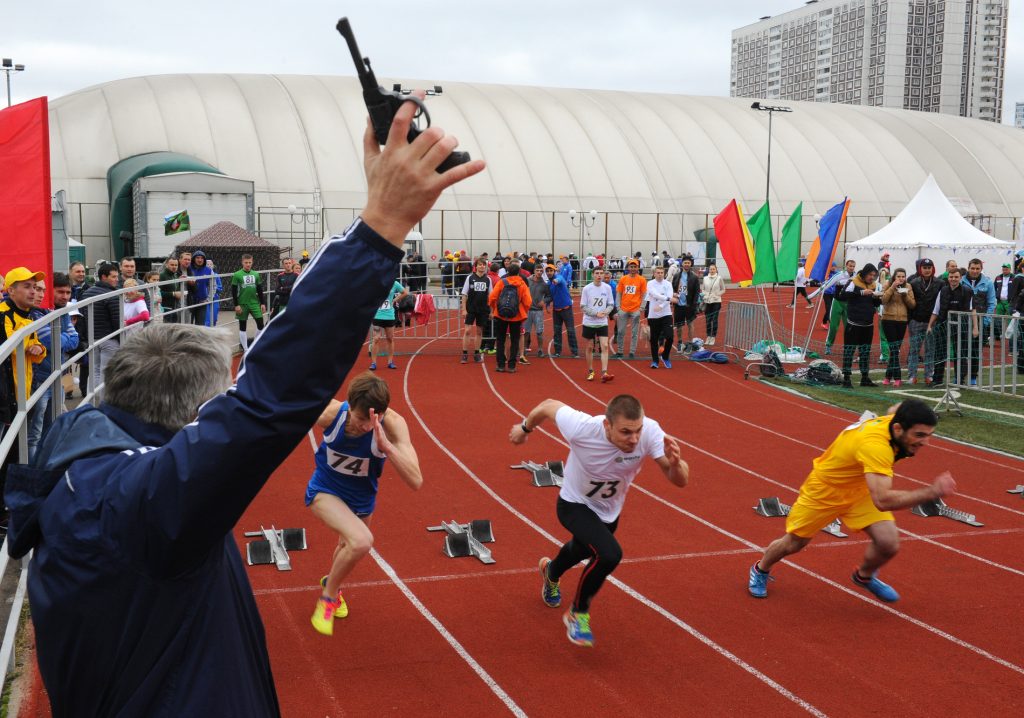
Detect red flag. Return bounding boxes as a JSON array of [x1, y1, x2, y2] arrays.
[[0, 98, 52, 305], [713, 199, 753, 283]]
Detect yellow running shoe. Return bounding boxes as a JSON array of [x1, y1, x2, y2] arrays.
[[320, 576, 349, 619], [311, 596, 341, 636]]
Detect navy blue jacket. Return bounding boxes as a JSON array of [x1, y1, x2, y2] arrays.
[[5, 219, 403, 717]]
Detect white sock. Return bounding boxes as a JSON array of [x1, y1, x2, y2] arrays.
[[239, 331, 249, 350]]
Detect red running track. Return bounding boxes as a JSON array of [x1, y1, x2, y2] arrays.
[[16, 300, 1024, 716]]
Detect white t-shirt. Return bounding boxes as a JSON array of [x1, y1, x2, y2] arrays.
[[580, 282, 615, 327], [555, 406, 667, 522], [645, 278, 673, 319], [796, 267, 807, 287]]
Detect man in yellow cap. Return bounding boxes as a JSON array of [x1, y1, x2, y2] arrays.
[[1, 267, 48, 403]]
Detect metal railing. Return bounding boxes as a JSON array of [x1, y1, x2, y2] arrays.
[[0, 268, 286, 695], [720, 300, 1024, 401], [947, 310, 1022, 397], [64, 199, 1024, 278]]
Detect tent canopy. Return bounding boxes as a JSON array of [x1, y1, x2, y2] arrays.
[[845, 175, 1014, 274]]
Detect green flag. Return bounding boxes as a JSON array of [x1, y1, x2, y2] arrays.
[[164, 209, 190, 236], [749, 202, 777, 285], [775, 203, 803, 283]]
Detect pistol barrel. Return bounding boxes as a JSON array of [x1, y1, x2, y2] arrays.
[[336, 18, 376, 85]]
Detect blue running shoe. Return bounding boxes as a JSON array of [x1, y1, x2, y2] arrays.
[[661, 358, 672, 369], [387, 361, 398, 370], [539, 557, 561, 608], [650, 362, 659, 369], [369, 362, 377, 371], [969, 378, 978, 387], [563, 609, 593, 647], [852, 572, 899, 602], [748, 563, 774, 598]]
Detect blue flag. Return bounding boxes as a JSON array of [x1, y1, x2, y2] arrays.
[[808, 199, 848, 282]]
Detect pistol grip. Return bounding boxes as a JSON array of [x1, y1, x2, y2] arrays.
[[435, 150, 471, 173], [406, 125, 471, 173]]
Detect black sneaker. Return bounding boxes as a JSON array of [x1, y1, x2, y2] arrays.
[[496, 366, 506, 373], [860, 377, 877, 387], [842, 377, 853, 388]]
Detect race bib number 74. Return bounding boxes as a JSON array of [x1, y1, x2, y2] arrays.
[[325, 449, 369, 477]]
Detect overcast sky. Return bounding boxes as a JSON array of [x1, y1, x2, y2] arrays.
[[4, 0, 1023, 122]]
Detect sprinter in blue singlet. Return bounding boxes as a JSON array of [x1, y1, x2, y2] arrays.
[[306, 373, 423, 635]]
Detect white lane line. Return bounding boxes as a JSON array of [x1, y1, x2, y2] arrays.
[[536, 355, 1024, 676], [302, 344, 524, 718], [691, 355, 1024, 472], [403, 355, 830, 716], [369, 548, 527, 718], [618, 357, 1024, 517], [602, 358, 1024, 567], [252, 525, 1024, 597]]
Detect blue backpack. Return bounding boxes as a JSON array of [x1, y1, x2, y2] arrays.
[[496, 280, 520, 319]]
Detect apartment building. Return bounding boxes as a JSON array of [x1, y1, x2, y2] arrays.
[[731, 0, 1007, 122]]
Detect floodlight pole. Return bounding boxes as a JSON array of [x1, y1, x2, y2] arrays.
[[750, 101, 793, 208], [568, 209, 597, 285], [2, 58, 26, 108]]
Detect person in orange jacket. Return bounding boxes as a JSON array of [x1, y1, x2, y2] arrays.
[[488, 261, 532, 374]]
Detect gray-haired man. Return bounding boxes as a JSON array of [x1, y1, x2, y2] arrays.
[[5, 93, 484, 717]]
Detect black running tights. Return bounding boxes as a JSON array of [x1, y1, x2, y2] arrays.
[[547, 498, 622, 613]]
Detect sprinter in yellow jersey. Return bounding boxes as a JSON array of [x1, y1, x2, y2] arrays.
[[748, 399, 956, 603]]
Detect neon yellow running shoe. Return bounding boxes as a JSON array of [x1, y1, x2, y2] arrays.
[[311, 596, 342, 636], [563, 609, 593, 647], [320, 576, 349, 619]]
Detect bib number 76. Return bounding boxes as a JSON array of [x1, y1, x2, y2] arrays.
[[586, 480, 621, 498]]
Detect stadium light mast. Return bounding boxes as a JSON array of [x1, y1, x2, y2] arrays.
[[750, 101, 793, 208], [2, 58, 26, 108], [568, 209, 598, 277], [288, 204, 317, 254]]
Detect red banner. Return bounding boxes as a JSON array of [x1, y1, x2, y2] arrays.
[[713, 199, 753, 283], [0, 97, 52, 304]]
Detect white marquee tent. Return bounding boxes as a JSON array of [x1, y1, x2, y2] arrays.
[[845, 175, 1015, 275]]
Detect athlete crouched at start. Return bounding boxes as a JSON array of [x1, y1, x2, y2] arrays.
[[306, 373, 423, 635]]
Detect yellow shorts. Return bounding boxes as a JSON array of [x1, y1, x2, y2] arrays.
[[785, 490, 894, 538]]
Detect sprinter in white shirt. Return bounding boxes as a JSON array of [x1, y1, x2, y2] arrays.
[[509, 396, 689, 647], [580, 272, 616, 383]]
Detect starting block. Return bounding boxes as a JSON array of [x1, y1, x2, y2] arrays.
[[427, 520, 496, 564], [510, 460, 565, 487], [753, 497, 848, 538], [911, 498, 984, 527], [1007, 486, 1024, 496], [244, 526, 307, 571]]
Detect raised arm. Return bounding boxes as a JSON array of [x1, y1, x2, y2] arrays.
[[376, 409, 422, 491], [509, 398, 567, 445], [123, 94, 484, 574], [866, 471, 955, 511], [654, 436, 689, 487]]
